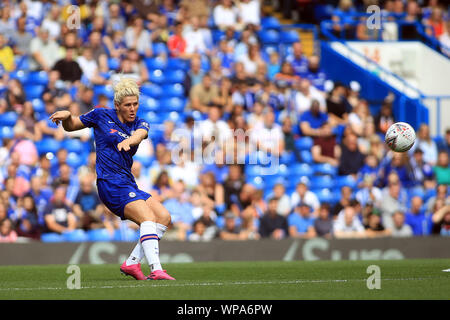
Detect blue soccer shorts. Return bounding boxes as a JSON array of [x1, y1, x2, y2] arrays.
[[97, 178, 151, 220]]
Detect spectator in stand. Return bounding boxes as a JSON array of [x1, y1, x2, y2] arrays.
[[197, 105, 232, 144], [338, 132, 366, 176], [364, 209, 391, 238], [77, 46, 108, 85], [332, 186, 353, 218], [433, 151, 450, 185], [314, 203, 333, 238], [0, 5, 15, 39], [274, 61, 301, 85], [72, 175, 103, 230], [184, 55, 205, 95], [355, 174, 382, 208], [249, 109, 284, 156], [189, 218, 213, 241], [11, 15, 33, 59], [425, 184, 449, 213], [391, 211, 413, 237], [189, 74, 221, 113], [259, 198, 289, 239], [294, 78, 326, 115], [88, 30, 109, 73], [43, 186, 77, 234], [219, 211, 243, 240], [410, 148, 434, 187], [411, 123, 438, 165], [237, 0, 261, 28], [9, 122, 38, 167], [213, 0, 241, 31], [0, 218, 17, 242], [184, 15, 209, 56], [439, 20, 450, 56], [303, 55, 328, 92], [288, 203, 317, 238], [238, 43, 264, 76], [124, 15, 153, 57], [326, 82, 350, 128], [0, 33, 15, 72], [267, 51, 281, 80], [285, 42, 308, 77], [290, 179, 320, 213], [431, 201, 450, 236], [380, 177, 408, 229], [374, 101, 395, 135], [331, 0, 357, 39], [29, 26, 62, 72], [52, 48, 83, 83], [333, 205, 366, 238], [424, 6, 446, 38], [18, 102, 40, 142], [223, 164, 245, 208], [405, 196, 431, 236], [12, 194, 41, 240], [163, 181, 194, 241], [168, 21, 189, 58], [436, 128, 450, 157], [380, 152, 415, 188], [348, 100, 372, 137]]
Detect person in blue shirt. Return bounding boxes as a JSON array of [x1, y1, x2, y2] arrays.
[[405, 196, 433, 236], [49, 78, 174, 281], [285, 42, 309, 77], [288, 203, 316, 238]]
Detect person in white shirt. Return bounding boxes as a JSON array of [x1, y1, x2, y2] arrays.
[[41, 4, 61, 40], [409, 123, 438, 166], [333, 206, 366, 238], [124, 16, 152, 57], [196, 105, 232, 146], [76, 46, 107, 85], [249, 109, 284, 156], [213, 0, 241, 31], [184, 16, 208, 55], [237, 0, 261, 27], [290, 180, 321, 214], [294, 78, 327, 115]]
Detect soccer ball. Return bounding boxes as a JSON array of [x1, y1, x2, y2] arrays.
[[385, 122, 416, 152]]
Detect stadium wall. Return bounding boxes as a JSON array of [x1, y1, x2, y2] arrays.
[[1, 238, 449, 265]]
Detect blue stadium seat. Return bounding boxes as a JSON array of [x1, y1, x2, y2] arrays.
[[24, 84, 45, 100], [27, 71, 49, 85], [152, 43, 169, 56], [9, 70, 29, 83], [141, 83, 163, 98], [0, 111, 18, 126], [114, 228, 140, 242], [280, 30, 300, 44], [300, 150, 313, 164], [87, 229, 114, 242], [310, 175, 335, 189], [41, 233, 64, 243], [245, 165, 263, 177], [212, 29, 225, 43], [134, 155, 155, 168], [93, 85, 114, 99], [295, 137, 313, 151], [312, 163, 338, 176], [259, 29, 280, 45], [145, 57, 167, 70], [261, 16, 281, 30], [63, 229, 88, 242], [313, 188, 336, 204], [36, 138, 62, 155], [408, 188, 425, 201], [140, 96, 160, 112], [149, 69, 165, 84], [62, 139, 84, 154], [108, 57, 120, 70], [161, 83, 184, 98], [142, 111, 161, 124], [424, 188, 437, 202], [164, 70, 185, 84], [159, 97, 186, 113], [335, 175, 358, 189], [289, 163, 313, 177], [167, 58, 190, 71], [31, 98, 45, 113], [66, 152, 84, 168], [0, 126, 14, 139], [160, 111, 183, 123], [246, 176, 265, 190], [280, 151, 295, 164]]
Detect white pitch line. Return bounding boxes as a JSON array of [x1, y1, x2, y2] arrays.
[[0, 277, 445, 292]]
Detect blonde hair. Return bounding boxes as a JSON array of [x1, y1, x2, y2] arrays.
[[113, 77, 140, 106]]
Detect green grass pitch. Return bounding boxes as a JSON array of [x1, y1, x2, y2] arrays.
[[0, 259, 449, 300]]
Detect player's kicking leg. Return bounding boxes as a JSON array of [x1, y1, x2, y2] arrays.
[[121, 199, 175, 280]]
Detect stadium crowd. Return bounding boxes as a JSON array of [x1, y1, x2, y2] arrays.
[[0, 0, 449, 243]]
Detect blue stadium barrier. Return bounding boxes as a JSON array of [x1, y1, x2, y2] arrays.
[[36, 137, 62, 155], [310, 175, 335, 189], [0, 126, 14, 139], [141, 84, 163, 98], [145, 57, 167, 70], [161, 83, 184, 98], [312, 163, 338, 176], [164, 70, 185, 84], [294, 137, 313, 151], [31, 98, 45, 113], [87, 229, 114, 242], [62, 139, 84, 154], [62, 229, 89, 242], [24, 84, 45, 100], [27, 71, 49, 86], [140, 96, 160, 112], [0, 111, 18, 126], [289, 163, 313, 177], [41, 233, 64, 243]]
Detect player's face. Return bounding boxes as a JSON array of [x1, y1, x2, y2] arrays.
[[116, 96, 139, 123]]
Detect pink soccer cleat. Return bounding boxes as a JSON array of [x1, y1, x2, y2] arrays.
[[120, 261, 147, 280], [147, 270, 176, 280]]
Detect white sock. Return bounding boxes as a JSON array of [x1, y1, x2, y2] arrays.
[[140, 221, 162, 272], [156, 223, 168, 240], [125, 241, 144, 266]]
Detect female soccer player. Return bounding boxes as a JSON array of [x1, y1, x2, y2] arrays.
[[49, 78, 175, 280]]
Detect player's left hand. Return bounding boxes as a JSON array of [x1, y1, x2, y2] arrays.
[[117, 139, 131, 152]]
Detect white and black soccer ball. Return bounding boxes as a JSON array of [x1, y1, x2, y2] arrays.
[[385, 122, 416, 152]]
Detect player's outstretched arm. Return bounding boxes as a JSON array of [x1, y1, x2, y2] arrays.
[[49, 110, 86, 132], [117, 128, 148, 152]]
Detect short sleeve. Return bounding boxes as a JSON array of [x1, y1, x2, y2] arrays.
[[135, 118, 150, 133], [79, 108, 101, 128]]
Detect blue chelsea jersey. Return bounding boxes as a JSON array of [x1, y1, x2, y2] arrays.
[[79, 107, 150, 181]]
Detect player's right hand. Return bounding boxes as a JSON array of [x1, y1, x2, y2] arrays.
[[49, 111, 71, 125]]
